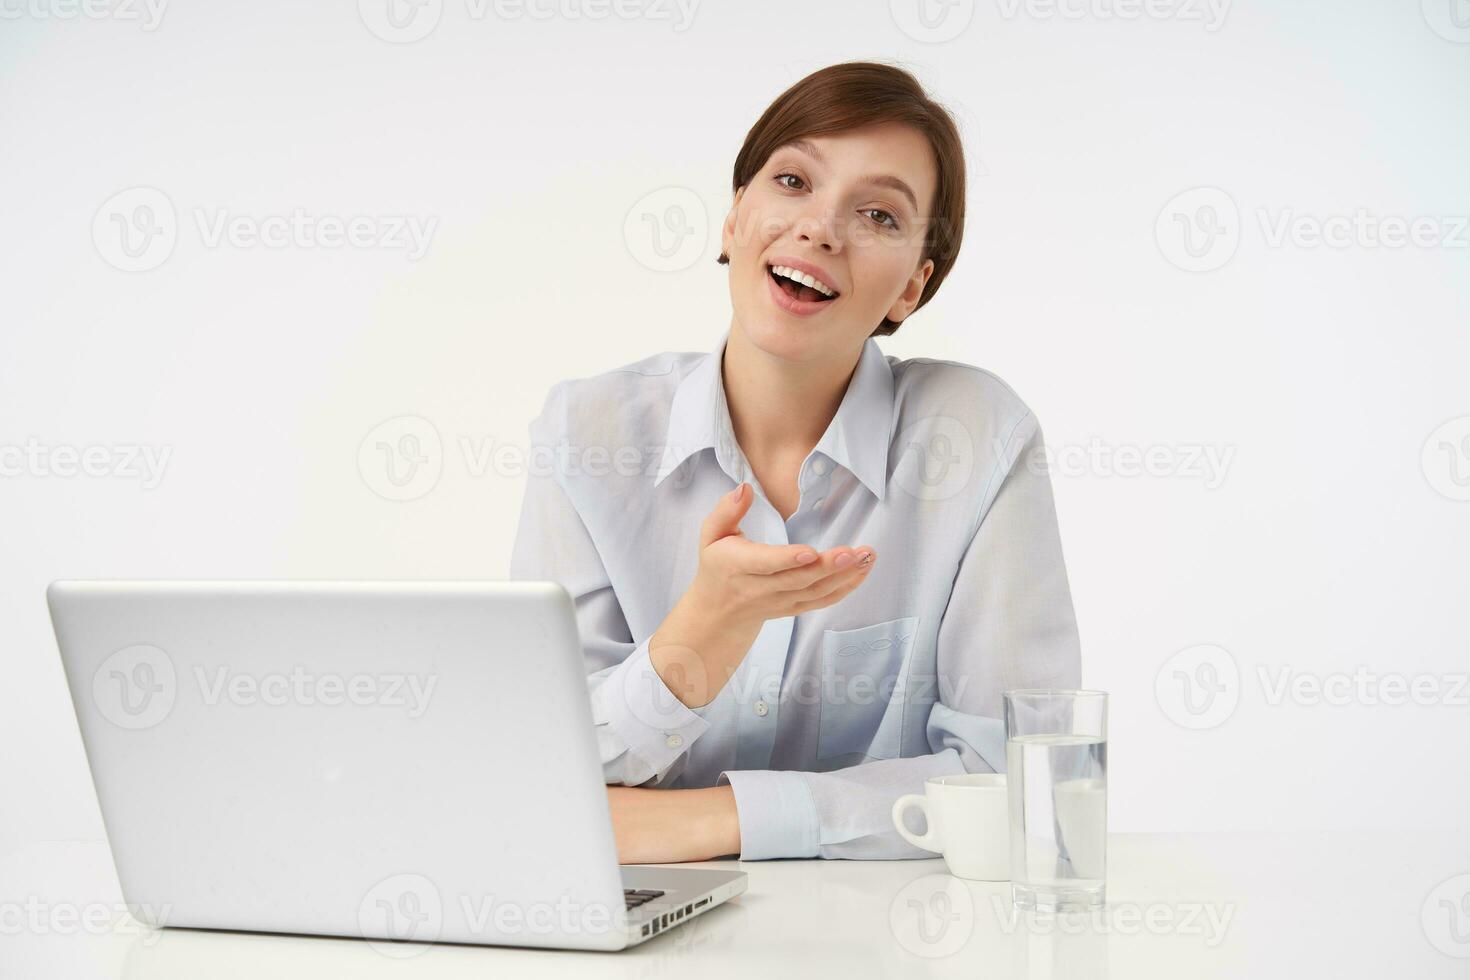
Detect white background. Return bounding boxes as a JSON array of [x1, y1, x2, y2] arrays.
[[2, 0, 1467, 869]]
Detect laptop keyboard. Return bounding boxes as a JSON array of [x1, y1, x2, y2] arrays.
[[624, 888, 665, 909]]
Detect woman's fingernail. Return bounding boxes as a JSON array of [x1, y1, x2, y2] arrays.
[[729, 484, 743, 502], [858, 552, 874, 566], [796, 551, 817, 564], [835, 553, 855, 569]]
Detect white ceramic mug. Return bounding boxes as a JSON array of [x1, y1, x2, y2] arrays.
[[891, 773, 1009, 881]]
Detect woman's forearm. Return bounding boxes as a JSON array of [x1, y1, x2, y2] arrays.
[[649, 589, 760, 708], [606, 784, 741, 863]]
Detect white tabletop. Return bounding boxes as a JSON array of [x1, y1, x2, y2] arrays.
[[7, 830, 1468, 978]]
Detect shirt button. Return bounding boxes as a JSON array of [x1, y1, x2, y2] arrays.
[[754, 699, 769, 717], [665, 733, 684, 748]]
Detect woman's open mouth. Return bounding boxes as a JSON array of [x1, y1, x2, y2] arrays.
[[766, 262, 840, 316]]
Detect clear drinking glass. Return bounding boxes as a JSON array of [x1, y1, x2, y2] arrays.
[[1004, 689, 1109, 912]]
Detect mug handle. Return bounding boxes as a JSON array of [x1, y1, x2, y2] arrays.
[[891, 794, 942, 853]]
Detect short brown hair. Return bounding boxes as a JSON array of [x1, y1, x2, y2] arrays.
[[718, 61, 967, 337]]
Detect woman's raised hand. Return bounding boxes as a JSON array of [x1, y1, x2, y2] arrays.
[[648, 482, 877, 708]]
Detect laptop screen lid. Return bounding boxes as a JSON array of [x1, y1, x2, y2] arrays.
[[48, 580, 631, 951]]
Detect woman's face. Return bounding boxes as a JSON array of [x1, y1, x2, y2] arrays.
[[722, 121, 938, 362]]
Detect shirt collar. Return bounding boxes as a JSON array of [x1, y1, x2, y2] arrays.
[[654, 328, 895, 501]]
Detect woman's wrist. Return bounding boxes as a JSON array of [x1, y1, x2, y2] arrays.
[[649, 589, 756, 707], [690, 784, 741, 860], [605, 784, 742, 863]]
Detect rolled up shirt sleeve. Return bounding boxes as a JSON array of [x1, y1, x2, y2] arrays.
[[716, 768, 821, 860], [715, 410, 1081, 860], [509, 382, 711, 786], [718, 754, 963, 861], [588, 637, 711, 785]]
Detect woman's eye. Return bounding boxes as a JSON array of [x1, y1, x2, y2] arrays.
[[864, 208, 899, 230], [773, 173, 899, 230]]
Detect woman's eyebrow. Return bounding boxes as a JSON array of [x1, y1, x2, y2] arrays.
[[783, 139, 920, 214]]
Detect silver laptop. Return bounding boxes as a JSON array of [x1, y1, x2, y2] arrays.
[[47, 580, 746, 952]]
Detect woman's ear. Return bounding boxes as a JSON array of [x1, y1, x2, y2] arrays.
[[885, 257, 935, 323], [719, 185, 747, 264]]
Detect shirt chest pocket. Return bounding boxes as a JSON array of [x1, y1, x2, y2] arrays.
[[817, 616, 920, 762]]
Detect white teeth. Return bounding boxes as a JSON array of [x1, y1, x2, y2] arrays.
[[770, 264, 836, 298]]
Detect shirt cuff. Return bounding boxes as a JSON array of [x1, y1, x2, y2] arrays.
[[717, 769, 820, 860], [592, 637, 711, 780]]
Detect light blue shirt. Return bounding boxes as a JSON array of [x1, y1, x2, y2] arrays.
[[509, 328, 1081, 860]]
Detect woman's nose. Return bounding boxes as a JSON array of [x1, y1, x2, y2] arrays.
[[794, 206, 844, 252]]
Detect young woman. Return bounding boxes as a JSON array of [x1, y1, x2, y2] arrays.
[[510, 61, 1080, 863]]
